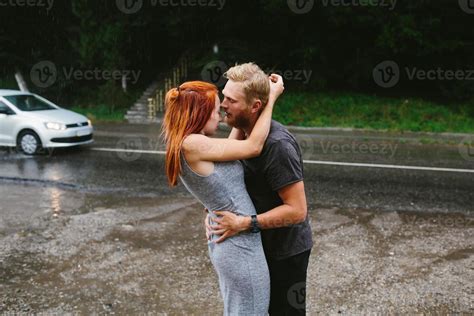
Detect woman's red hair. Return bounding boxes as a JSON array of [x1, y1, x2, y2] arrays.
[[161, 81, 218, 186]]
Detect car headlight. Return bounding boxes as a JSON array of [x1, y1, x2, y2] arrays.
[[44, 122, 66, 130], [87, 119, 92, 126]]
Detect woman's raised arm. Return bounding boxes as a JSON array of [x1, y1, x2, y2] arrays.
[[183, 74, 284, 162]]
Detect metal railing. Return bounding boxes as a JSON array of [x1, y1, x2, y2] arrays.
[[148, 57, 189, 120]]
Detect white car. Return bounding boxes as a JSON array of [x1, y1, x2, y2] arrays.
[[0, 89, 93, 155]]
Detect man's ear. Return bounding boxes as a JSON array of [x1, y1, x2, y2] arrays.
[[249, 99, 263, 114]]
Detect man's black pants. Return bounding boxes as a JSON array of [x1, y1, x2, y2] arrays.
[[267, 249, 311, 315]]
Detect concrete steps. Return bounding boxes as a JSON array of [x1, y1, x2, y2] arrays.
[[125, 80, 160, 124], [124, 65, 194, 124]]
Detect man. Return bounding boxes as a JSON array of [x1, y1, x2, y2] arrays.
[[206, 62, 313, 315]]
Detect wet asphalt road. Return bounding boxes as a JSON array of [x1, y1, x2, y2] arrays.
[[0, 122, 473, 314], [2, 122, 473, 213]]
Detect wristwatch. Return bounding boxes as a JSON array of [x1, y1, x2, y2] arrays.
[[250, 215, 260, 233]]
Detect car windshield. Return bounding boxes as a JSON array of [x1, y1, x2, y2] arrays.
[[4, 94, 56, 111]]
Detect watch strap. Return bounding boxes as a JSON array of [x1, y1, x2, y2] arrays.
[[250, 214, 260, 233]]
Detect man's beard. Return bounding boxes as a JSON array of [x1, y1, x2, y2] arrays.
[[227, 111, 252, 130]]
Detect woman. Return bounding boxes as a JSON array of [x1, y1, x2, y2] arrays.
[[161, 75, 284, 315]]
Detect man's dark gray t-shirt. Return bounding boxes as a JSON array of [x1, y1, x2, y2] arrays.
[[242, 120, 313, 261]]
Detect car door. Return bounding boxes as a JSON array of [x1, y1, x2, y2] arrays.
[[0, 101, 17, 145]]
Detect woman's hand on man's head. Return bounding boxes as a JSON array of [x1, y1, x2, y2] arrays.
[[268, 74, 284, 102]]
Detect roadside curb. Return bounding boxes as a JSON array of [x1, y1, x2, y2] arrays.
[[93, 121, 474, 143], [217, 122, 474, 142]]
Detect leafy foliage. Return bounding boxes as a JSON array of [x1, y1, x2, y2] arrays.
[[0, 0, 473, 113]]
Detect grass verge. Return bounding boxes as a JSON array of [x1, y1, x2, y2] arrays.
[[274, 92, 474, 133]]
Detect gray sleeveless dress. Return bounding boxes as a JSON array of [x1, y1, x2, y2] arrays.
[[179, 152, 270, 315]]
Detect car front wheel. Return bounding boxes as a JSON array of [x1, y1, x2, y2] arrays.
[[17, 130, 43, 155]]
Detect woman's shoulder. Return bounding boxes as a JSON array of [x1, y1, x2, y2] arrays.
[[182, 133, 207, 153]]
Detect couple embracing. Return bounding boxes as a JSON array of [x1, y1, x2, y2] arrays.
[[162, 63, 313, 315]]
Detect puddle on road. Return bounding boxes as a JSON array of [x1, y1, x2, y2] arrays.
[[0, 197, 213, 314], [0, 178, 189, 234]]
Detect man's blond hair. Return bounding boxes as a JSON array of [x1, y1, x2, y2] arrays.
[[224, 62, 270, 107]]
